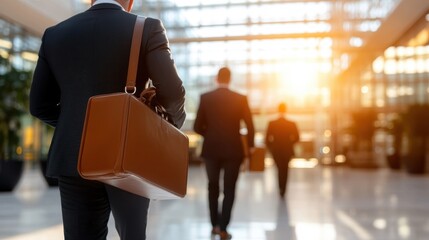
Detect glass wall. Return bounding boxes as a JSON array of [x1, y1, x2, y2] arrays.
[[129, 0, 401, 160], [337, 13, 429, 167], [1, 0, 410, 163]]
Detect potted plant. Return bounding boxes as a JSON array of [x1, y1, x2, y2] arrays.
[[0, 55, 32, 191], [345, 108, 378, 168], [403, 104, 429, 174], [385, 114, 403, 170]]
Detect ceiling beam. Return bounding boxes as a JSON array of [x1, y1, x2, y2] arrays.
[[169, 32, 342, 44], [0, 0, 78, 37], [140, 0, 336, 11]]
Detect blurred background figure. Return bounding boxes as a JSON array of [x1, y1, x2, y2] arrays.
[[194, 67, 254, 240], [265, 102, 299, 198]]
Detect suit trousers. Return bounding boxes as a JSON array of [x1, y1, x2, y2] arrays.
[[204, 157, 242, 231], [272, 152, 292, 196], [58, 176, 150, 240]]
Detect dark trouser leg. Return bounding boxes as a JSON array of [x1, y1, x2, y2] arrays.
[[274, 155, 289, 196], [106, 185, 150, 240], [58, 176, 110, 240], [204, 159, 222, 227], [220, 159, 241, 231]]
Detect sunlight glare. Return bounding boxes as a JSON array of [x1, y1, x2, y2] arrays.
[[295, 223, 336, 240], [278, 62, 319, 97]]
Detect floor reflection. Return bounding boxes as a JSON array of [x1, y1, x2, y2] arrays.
[[266, 200, 297, 240], [1, 164, 429, 239]]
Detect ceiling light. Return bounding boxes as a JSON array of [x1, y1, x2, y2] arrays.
[[0, 49, 9, 59], [349, 37, 363, 47], [21, 51, 38, 62], [0, 39, 12, 49]]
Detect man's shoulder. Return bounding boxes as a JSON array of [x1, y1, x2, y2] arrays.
[[272, 117, 295, 125], [201, 90, 215, 98], [283, 118, 298, 127], [201, 88, 247, 102], [225, 88, 245, 97], [220, 89, 247, 101]]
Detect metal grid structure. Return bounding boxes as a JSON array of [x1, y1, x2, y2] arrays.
[[127, 0, 401, 117], [126, 0, 406, 159]]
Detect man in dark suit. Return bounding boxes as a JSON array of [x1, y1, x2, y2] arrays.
[[265, 103, 299, 198], [29, 0, 186, 239], [194, 67, 254, 240]]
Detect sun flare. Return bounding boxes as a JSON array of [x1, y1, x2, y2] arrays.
[[278, 62, 320, 97]]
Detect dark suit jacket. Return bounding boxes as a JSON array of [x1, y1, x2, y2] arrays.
[[30, 4, 186, 177], [265, 117, 299, 158], [193, 88, 254, 161]]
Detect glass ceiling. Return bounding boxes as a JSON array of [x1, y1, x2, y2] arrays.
[[67, 0, 403, 118]]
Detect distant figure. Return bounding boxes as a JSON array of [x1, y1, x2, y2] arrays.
[[265, 103, 299, 198], [194, 67, 255, 239]]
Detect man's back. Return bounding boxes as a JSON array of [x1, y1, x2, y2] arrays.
[[29, 2, 186, 239], [266, 117, 299, 156], [30, 4, 186, 177], [194, 88, 254, 160]]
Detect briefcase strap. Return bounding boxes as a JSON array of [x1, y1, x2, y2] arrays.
[[126, 16, 146, 94]]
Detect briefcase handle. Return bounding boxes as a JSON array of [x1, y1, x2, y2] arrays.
[[123, 16, 176, 127], [125, 16, 146, 94]]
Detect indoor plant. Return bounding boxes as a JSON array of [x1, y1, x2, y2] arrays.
[[0, 55, 32, 191], [403, 104, 429, 174], [385, 114, 403, 170], [345, 108, 378, 168]]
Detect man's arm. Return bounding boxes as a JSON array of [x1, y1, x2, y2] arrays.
[[145, 18, 186, 128], [291, 122, 300, 144], [193, 96, 207, 136], [242, 96, 255, 148], [265, 122, 273, 148], [29, 32, 61, 127]]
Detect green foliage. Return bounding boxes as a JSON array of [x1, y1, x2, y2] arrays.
[[0, 56, 32, 159]]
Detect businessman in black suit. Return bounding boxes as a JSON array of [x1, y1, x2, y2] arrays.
[[194, 67, 254, 239], [29, 0, 186, 239], [265, 103, 299, 198]]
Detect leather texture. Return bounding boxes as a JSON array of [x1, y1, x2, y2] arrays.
[[78, 93, 189, 199], [249, 147, 265, 172]]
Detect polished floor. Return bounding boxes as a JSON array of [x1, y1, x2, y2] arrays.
[[1, 161, 429, 240]]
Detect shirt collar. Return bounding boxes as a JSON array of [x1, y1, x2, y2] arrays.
[[93, 0, 125, 11], [217, 83, 229, 89]]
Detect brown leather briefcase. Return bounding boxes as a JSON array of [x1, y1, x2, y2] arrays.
[[77, 16, 189, 200], [249, 147, 266, 172]]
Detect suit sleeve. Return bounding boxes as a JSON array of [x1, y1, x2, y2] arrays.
[[193, 96, 206, 136], [29, 31, 61, 127], [145, 19, 186, 128], [265, 122, 273, 148], [291, 122, 300, 143], [242, 96, 254, 148]]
